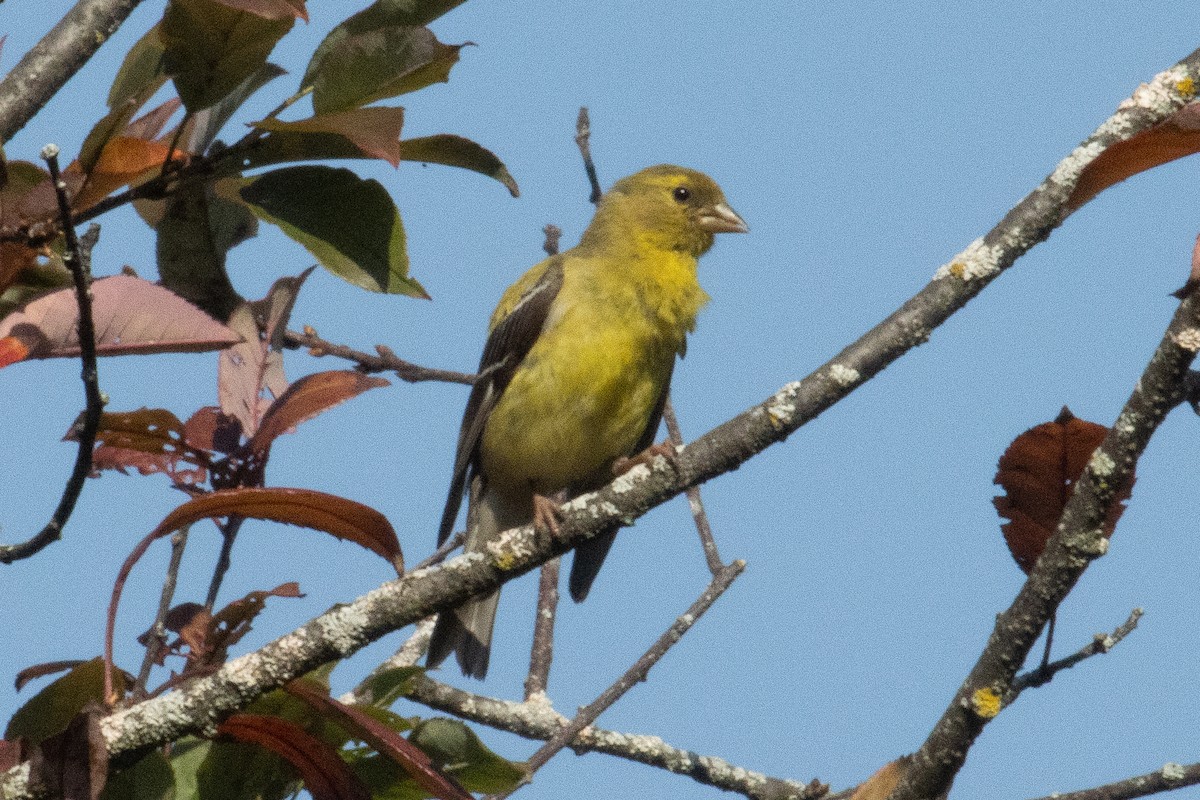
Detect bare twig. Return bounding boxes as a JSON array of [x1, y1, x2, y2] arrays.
[[663, 398, 724, 574], [893, 287, 1200, 800], [575, 107, 603, 204], [524, 558, 560, 700], [495, 561, 745, 798], [1026, 760, 1200, 800], [283, 328, 476, 385], [1006, 608, 1143, 707], [412, 532, 465, 572], [134, 527, 191, 695], [542, 224, 562, 257], [204, 516, 244, 610], [0, 149, 103, 564], [0, 0, 144, 143]]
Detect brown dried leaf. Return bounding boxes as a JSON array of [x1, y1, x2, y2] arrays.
[[184, 406, 243, 455], [218, 303, 278, 436], [216, 713, 369, 800], [0, 275, 242, 364], [213, 0, 308, 21], [155, 488, 403, 571], [71, 136, 175, 212], [993, 407, 1134, 573], [202, 582, 304, 664], [850, 756, 911, 800], [253, 107, 405, 166], [1068, 100, 1200, 211], [28, 707, 108, 800], [65, 407, 211, 484], [249, 370, 390, 458], [286, 680, 472, 800]]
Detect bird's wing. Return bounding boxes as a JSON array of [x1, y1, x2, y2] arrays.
[[437, 257, 566, 545]]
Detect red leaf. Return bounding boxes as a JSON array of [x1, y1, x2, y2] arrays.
[[286, 681, 472, 800], [217, 714, 369, 800], [993, 407, 1135, 573], [0, 332, 33, 367], [254, 107, 405, 166], [66, 407, 211, 484], [1068, 100, 1200, 211], [71, 136, 175, 211], [850, 757, 911, 800], [0, 275, 242, 364], [157, 488, 403, 570], [0, 739, 25, 773], [184, 406, 243, 455], [212, 0, 308, 21], [249, 370, 390, 457]]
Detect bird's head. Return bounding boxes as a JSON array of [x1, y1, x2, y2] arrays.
[[584, 165, 748, 257]]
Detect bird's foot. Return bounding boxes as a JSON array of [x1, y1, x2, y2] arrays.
[[613, 440, 678, 476], [532, 493, 564, 536]]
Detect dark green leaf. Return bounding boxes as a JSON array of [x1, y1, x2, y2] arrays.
[[153, 180, 251, 320], [237, 166, 426, 297], [409, 719, 525, 794], [101, 749, 175, 800], [303, 7, 465, 113], [402, 135, 518, 196], [361, 666, 423, 708], [162, 0, 293, 112], [108, 23, 169, 110], [184, 62, 287, 154], [5, 659, 124, 745]]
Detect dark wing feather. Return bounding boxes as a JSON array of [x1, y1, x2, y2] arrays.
[[436, 259, 565, 545]]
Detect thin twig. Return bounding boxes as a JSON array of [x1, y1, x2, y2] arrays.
[[494, 561, 745, 798], [524, 558, 560, 700], [204, 516, 244, 610], [1039, 613, 1057, 671], [1006, 607, 1143, 706], [134, 527, 191, 695], [283, 328, 476, 385], [412, 532, 465, 572], [893, 286, 1200, 799], [0, 150, 103, 564], [1025, 759, 1200, 800], [575, 107, 603, 204], [663, 398, 724, 574]]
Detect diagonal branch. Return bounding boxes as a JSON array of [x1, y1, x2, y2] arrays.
[[0, 0, 145, 143], [1, 46, 1197, 800], [1025, 760, 1200, 800], [891, 286, 1200, 800]]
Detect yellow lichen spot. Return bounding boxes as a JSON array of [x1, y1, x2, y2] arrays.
[[1176, 77, 1196, 99], [492, 549, 517, 570], [948, 261, 967, 279], [971, 687, 1002, 719]]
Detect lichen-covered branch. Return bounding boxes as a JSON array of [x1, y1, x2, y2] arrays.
[[0, 0, 144, 143], [891, 287, 1200, 800], [406, 676, 824, 800], [1026, 760, 1200, 800]]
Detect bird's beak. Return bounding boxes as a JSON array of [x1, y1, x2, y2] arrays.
[[697, 202, 749, 234]]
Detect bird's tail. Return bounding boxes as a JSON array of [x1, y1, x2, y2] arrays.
[[427, 484, 517, 679]]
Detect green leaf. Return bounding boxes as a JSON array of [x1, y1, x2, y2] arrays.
[[237, 166, 427, 297], [401, 135, 518, 197], [184, 62, 287, 154], [152, 180, 250, 320], [5, 658, 124, 745], [162, 0, 293, 112], [253, 106, 405, 166], [101, 749, 175, 800], [303, 5, 465, 114], [361, 666, 424, 708], [409, 718, 526, 794], [108, 23, 169, 110]]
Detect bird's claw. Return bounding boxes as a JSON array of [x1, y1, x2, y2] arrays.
[[613, 440, 679, 476], [533, 493, 564, 536]]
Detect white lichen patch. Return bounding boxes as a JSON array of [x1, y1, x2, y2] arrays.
[[934, 237, 1003, 281], [1113, 410, 1140, 435], [1162, 762, 1186, 781], [1172, 326, 1200, 352], [828, 363, 860, 387], [1118, 66, 1193, 114], [313, 604, 371, 655], [609, 468, 648, 494], [763, 381, 801, 425], [1045, 140, 1106, 189], [1088, 449, 1116, 477]]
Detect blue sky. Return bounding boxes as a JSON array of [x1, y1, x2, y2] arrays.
[[2, 3, 1199, 799]]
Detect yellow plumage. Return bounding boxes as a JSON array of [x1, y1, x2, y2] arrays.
[[429, 165, 747, 678]]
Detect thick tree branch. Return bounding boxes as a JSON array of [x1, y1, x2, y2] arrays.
[[406, 674, 825, 800], [0, 0, 144, 143], [1, 47, 1196, 800], [891, 287, 1200, 800]]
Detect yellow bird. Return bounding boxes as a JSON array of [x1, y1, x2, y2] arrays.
[[428, 165, 747, 678]]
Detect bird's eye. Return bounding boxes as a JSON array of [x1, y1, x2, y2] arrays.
[[672, 186, 691, 203]]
